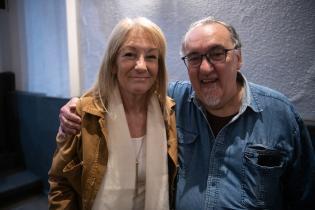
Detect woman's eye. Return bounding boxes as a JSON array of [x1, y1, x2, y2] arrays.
[[123, 52, 136, 58], [146, 55, 158, 60]]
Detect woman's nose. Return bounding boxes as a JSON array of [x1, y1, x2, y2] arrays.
[[135, 55, 147, 71]]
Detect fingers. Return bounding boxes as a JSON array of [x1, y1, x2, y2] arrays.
[[59, 113, 80, 134], [57, 126, 72, 145], [60, 106, 81, 124], [57, 126, 66, 139], [69, 97, 80, 114], [59, 97, 81, 135], [62, 98, 81, 123]]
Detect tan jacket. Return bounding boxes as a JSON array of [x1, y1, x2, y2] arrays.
[[48, 94, 178, 210]]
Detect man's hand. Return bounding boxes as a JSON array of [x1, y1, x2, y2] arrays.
[[59, 97, 81, 136]]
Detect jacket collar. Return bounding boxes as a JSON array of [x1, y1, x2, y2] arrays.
[[79, 94, 105, 118], [79, 93, 176, 118]]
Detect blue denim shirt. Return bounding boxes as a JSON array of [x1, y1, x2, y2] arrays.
[[168, 74, 315, 210]]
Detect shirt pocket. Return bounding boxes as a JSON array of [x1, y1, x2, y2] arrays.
[[177, 126, 198, 176], [242, 144, 285, 209]]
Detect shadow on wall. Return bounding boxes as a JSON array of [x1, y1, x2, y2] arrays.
[[307, 122, 315, 150]]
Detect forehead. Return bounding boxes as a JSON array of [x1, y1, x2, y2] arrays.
[[184, 23, 233, 52], [122, 28, 158, 49]]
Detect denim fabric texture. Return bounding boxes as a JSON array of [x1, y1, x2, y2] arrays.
[[168, 73, 315, 210]]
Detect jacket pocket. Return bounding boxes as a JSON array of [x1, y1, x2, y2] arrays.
[[177, 127, 198, 176], [242, 144, 285, 209], [63, 157, 83, 194]]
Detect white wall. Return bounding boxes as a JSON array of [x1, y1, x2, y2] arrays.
[[1, 0, 69, 96], [78, 0, 315, 121], [22, 0, 69, 97]]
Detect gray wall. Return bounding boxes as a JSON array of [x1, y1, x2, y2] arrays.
[[79, 0, 315, 121], [0, 9, 10, 73], [0, 0, 314, 121]]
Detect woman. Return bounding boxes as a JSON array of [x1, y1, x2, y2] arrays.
[[48, 17, 178, 210]]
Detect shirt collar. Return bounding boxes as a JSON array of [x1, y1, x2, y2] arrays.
[[238, 72, 262, 114], [190, 72, 263, 114]]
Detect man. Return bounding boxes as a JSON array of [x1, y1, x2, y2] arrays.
[[59, 17, 315, 209]]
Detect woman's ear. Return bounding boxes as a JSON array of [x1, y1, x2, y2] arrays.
[[111, 64, 118, 75]]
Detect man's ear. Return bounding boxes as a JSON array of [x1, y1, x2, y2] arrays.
[[236, 49, 243, 71]]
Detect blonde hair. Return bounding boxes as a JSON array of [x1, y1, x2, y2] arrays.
[[92, 17, 168, 117]]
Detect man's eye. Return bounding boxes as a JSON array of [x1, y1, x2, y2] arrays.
[[188, 55, 200, 62], [209, 50, 225, 60], [211, 52, 224, 57]]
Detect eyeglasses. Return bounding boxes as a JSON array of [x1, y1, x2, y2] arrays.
[[181, 47, 236, 69]]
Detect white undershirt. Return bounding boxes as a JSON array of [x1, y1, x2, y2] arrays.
[[131, 136, 146, 210]]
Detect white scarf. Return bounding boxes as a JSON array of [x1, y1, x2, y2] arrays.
[[92, 87, 169, 210]]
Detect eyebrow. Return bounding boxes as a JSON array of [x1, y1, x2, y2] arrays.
[[186, 44, 225, 56], [207, 45, 226, 50], [121, 46, 159, 53]]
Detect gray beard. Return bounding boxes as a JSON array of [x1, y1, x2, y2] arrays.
[[202, 94, 221, 108], [200, 84, 221, 108]]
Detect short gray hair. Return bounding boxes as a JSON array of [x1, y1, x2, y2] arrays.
[[181, 16, 242, 55]]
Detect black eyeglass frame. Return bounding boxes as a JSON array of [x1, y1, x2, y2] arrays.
[[181, 47, 236, 69]]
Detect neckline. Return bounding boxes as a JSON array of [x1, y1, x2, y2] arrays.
[[131, 135, 145, 141]]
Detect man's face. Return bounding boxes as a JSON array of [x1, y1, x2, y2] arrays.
[[183, 23, 242, 115]]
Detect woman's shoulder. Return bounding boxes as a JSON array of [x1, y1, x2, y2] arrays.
[[77, 91, 105, 117], [166, 96, 176, 111]]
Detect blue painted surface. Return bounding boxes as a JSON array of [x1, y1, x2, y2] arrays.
[[13, 91, 69, 191], [0, 170, 40, 194]]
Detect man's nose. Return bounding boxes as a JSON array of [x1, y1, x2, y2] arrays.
[[199, 56, 214, 73]]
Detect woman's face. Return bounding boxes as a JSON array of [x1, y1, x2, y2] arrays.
[[115, 30, 159, 98]]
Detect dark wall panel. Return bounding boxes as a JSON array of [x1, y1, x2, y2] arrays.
[[14, 91, 68, 191]]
